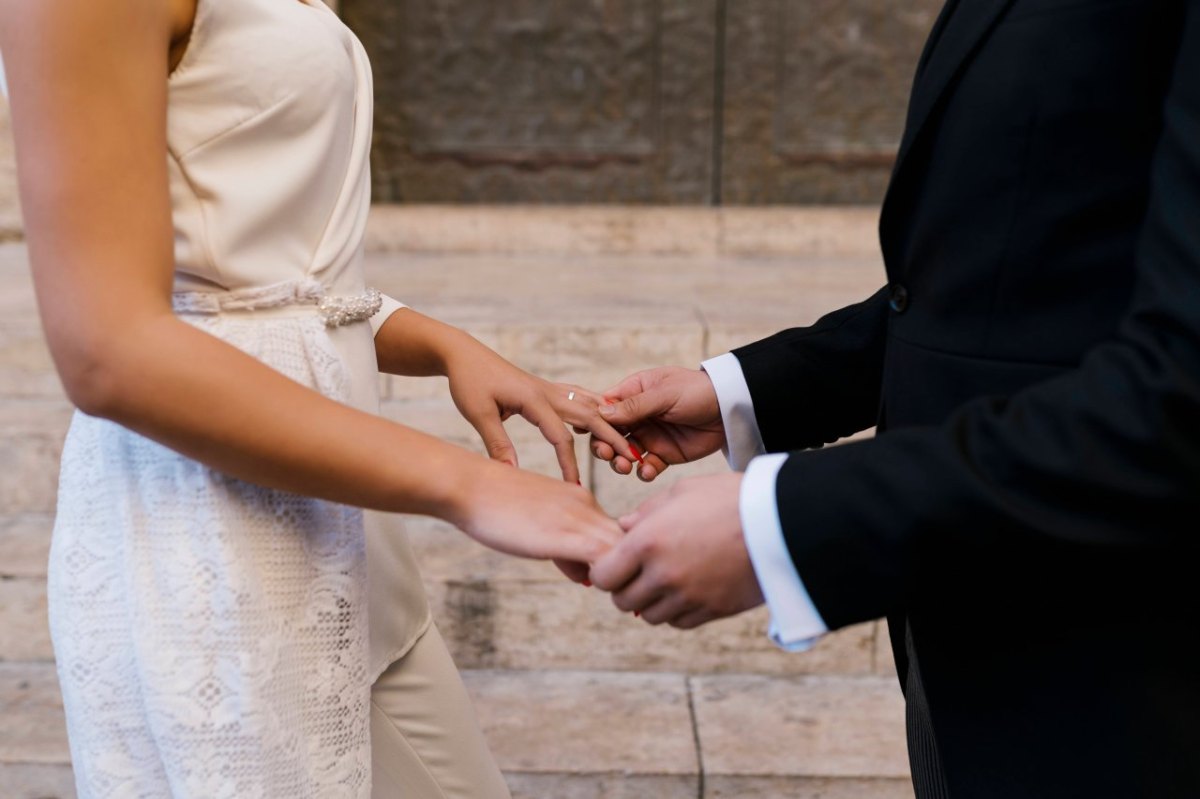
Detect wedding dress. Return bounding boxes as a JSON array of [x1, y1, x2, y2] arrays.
[[25, 1, 435, 795]]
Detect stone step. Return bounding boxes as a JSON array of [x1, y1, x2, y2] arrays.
[[0, 235, 901, 792], [0, 763, 77, 799], [362, 205, 883, 259], [0, 663, 910, 799], [1, 524, 895, 679], [0, 398, 890, 676]]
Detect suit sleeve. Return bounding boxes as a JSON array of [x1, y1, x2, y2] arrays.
[[732, 286, 891, 453], [772, 5, 1200, 631]]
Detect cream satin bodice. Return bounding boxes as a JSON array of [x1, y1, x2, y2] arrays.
[[167, 0, 375, 303]]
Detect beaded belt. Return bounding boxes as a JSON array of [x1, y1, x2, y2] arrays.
[[172, 279, 382, 328]]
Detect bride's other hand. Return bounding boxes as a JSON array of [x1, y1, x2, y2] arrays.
[[442, 343, 641, 485], [374, 309, 639, 485], [447, 460, 623, 566]]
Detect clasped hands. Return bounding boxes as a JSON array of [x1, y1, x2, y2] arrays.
[[449, 347, 764, 630], [583, 367, 764, 629]]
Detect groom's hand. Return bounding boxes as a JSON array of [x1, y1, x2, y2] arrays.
[[592, 367, 727, 481], [589, 473, 764, 629]]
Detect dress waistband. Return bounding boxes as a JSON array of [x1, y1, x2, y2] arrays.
[[172, 279, 382, 328]]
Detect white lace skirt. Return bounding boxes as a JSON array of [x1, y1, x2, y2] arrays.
[[48, 314, 372, 798]]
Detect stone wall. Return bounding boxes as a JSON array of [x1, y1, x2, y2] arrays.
[[343, 0, 942, 205], [0, 3, 940, 233]]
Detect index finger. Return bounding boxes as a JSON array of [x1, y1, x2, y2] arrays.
[[553, 393, 644, 465], [521, 401, 581, 484]]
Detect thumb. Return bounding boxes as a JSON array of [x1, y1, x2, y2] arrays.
[[599, 388, 672, 427]]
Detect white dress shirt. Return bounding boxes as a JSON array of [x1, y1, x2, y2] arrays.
[[702, 353, 829, 651]]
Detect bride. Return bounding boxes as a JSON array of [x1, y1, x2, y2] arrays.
[[0, 1, 644, 796]]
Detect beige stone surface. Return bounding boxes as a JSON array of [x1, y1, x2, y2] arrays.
[[0, 245, 38, 321], [693, 674, 909, 780], [0, 219, 905, 788], [719, 207, 882, 259], [0, 763, 77, 799], [0, 101, 21, 240], [421, 568, 877, 676], [364, 205, 879, 259], [0, 664, 70, 764], [366, 205, 720, 257], [506, 772, 697, 799], [0, 324, 61, 398], [463, 670, 697, 777], [705, 776, 914, 799], [0, 514, 53, 578], [0, 401, 73, 516], [700, 255, 886, 358], [0, 578, 51, 662]]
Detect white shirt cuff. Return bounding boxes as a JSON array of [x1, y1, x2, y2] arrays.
[[369, 293, 408, 338], [740, 453, 829, 652], [702, 352, 767, 471]]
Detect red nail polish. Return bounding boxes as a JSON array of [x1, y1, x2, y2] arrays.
[[576, 479, 583, 486], [582, 580, 592, 588], [634, 611, 641, 618]]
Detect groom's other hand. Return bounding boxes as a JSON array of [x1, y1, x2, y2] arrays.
[[592, 367, 726, 482], [589, 473, 764, 628]]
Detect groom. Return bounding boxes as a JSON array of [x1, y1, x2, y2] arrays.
[[587, 1, 1200, 797]]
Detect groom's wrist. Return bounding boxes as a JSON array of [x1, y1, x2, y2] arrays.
[[701, 353, 766, 470]]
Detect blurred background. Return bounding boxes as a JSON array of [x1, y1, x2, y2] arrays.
[[1, 2, 941, 796]]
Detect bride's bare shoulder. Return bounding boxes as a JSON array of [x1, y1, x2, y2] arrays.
[[0, 0, 195, 78]]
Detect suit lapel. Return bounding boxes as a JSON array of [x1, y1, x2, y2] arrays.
[[892, 0, 1018, 179]]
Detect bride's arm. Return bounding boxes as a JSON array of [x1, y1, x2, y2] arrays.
[[0, 0, 620, 562], [373, 308, 645, 483]]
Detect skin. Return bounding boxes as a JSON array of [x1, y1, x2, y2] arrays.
[[590, 367, 767, 627], [0, 0, 638, 571], [592, 366, 727, 481]]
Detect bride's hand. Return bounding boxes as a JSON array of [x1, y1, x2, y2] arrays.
[[444, 342, 644, 484], [446, 459, 624, 567]]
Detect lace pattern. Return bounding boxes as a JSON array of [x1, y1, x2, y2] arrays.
[[48, 315, 370, 798]]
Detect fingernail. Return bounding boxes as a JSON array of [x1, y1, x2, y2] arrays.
[[576, 479, 582, 486], [603, 398, 617, 405], [628, 441, 646, 466], [582, 580, 592, 588], [598, 404, 614, 417], [634, 611, 641, 618]]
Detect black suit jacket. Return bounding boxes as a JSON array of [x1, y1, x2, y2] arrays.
[[732, 0, 1200, 796]]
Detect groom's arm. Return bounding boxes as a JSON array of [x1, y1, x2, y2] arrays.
[[695, 288, 891, 649], [702, 287, 891, 471]]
